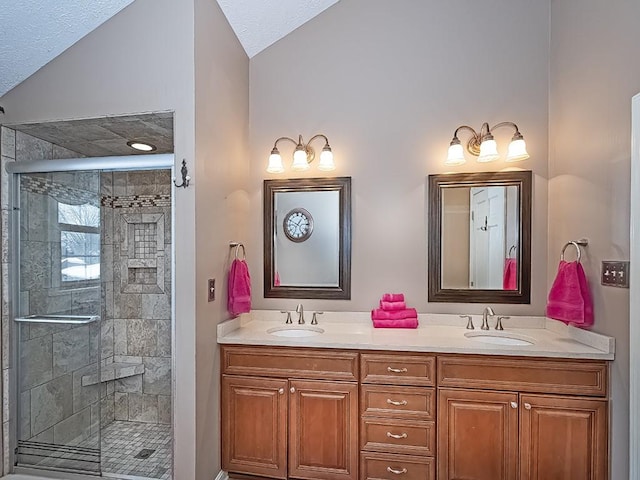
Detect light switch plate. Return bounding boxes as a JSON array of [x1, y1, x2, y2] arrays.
[[208, 279, 216, 301], [601, 261, 629, 288]]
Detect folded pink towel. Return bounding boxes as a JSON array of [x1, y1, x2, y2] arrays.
[[228, 258, 251, 316], [382, 293, 405, 302], [503, 258, 518, 290], [371, 308, 418, 320], [380, 300, 407, 311], [546, 260, 593, 327], [372, 317, 418, 329]]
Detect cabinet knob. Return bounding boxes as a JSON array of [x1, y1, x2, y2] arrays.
[[386, 432, 408, 439], [278, 388, 284, 395], [387, 399, 408, 406], [510, 402, 518, 409], [387, 367, 408, 373], [524, 403, 532, 410], [290, 387, 296, 394], [386, 466, 408, 475]]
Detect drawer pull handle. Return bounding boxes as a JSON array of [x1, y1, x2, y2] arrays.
[[278, 388, 284, 395], [290, 387, 296, 394], [524, 403, 532, 410], [386, 431, 408, 439], [386, 467, 408, 475], [387, 367, 408, 373], [510, 402, 518, 409], [387, 399, 408, 406]]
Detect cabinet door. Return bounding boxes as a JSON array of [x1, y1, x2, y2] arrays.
[[519, 395, 608, 480], [221, 375, 288, 479], [438, 389, 518, 480], [289, 379, 358, 480]]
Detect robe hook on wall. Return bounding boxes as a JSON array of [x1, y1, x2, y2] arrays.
[[174, 159, 191, 188], [0, 106, 5, 114]]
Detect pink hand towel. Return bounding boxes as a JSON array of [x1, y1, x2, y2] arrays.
[[546, 260, 594, 327], [228, 258, 251, 316], [380, 300, 407, 311], [371, 308, 418, 320], [382, 293, 405, 302], [372, 317, 418, 329], [503, 258, 518, 290]]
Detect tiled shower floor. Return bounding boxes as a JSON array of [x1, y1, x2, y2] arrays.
[[101, 421, 172, 480]]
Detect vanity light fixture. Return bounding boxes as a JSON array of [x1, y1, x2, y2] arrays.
[[266, 134, 335, 173], [126, 140, 157, 152], [446, 122, 529, 166]]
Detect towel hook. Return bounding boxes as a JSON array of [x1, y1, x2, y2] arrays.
[[560, 238, 588, 262], [508, 245, 517, 258]]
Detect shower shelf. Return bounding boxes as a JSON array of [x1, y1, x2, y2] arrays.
[[81, 362, 145, 387]]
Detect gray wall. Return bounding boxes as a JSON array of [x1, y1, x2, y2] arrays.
[[249, 0, 550, 315], [193, 0, 250, 477], [549, 0, 640, 477]]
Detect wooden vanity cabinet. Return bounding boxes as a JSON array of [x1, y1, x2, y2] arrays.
[[221, 346, 359, 480], [360, 353, 437, 480], [437, 355, 609, 480]]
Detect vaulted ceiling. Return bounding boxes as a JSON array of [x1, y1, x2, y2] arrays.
[[0, 0, 339, 97]]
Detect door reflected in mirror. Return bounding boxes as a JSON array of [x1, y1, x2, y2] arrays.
[[264, 177, 351, 299], [441, 185, 519, 290], [428, 171, 532, 304]]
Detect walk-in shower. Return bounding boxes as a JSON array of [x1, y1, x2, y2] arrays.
[[2, 119, 175, 480]]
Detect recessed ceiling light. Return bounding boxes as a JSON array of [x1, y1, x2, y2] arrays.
[[127, 140, 157, 152]]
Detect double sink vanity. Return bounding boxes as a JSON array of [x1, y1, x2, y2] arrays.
[[221, 170, 615, 479], [217, 311, 614, 480]]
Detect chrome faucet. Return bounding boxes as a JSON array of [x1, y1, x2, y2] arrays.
[[481, 306, 495, 330], [296, 304, 305, 324]]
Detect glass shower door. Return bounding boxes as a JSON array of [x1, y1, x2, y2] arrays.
[[14, 171, 102, 475]]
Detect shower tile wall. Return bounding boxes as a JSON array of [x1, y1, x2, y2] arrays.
[[0, 128, 102, 473], [102, 171, 172, 426]]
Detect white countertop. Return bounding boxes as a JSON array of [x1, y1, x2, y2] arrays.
[[217, 311, 615, 360]]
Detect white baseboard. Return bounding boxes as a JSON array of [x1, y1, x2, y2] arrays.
[[214, 470, 229, 480]]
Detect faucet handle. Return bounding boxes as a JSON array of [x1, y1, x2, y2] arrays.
[[496, 316, 510, 331], [280, 310, 293, 324], [460, 315, 474, 330], [311, 312, 324, 325]]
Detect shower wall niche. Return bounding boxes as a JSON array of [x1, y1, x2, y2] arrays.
[[102, 171, 172, 426]]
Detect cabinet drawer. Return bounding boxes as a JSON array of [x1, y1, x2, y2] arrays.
[[361, 385, 435, 420], [438, 355, 608, 396], [361, 417, 435, 456], [361, 354, 435, 386], [360, 452, 435, 480], [222, 345, 359, 381]]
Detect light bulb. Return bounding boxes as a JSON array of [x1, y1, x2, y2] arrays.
[[445, 141, 465, 166], [506, 136, 530, 162], [477, 136, 499, 162], [266, 149, 284, 173], [318, 146, 335, 171], [291, 147, 310, 171]]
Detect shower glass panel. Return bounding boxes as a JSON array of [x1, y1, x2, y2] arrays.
[[15, 171, 102, 475]]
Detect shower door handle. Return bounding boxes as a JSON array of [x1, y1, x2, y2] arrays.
[[14, 315, 100, 325]]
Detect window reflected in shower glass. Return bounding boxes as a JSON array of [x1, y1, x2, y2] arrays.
[[58, 202, 100, 282]]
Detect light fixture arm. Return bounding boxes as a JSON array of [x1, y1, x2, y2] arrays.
[[267, 133, 335, 173], [451, 122, 523, 157]]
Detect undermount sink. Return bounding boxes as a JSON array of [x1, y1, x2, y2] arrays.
[[464, 331, 535, 346], [267, 326, 325, 338]]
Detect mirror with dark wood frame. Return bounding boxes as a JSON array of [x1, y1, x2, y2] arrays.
[[264, 177, 351, 299], [428, 170, 532, 303]]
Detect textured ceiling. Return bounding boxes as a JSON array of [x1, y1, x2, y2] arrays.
[[0, 0, 339, 98], [0, 0, 136, 97], [216, 0, 339, 57]]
